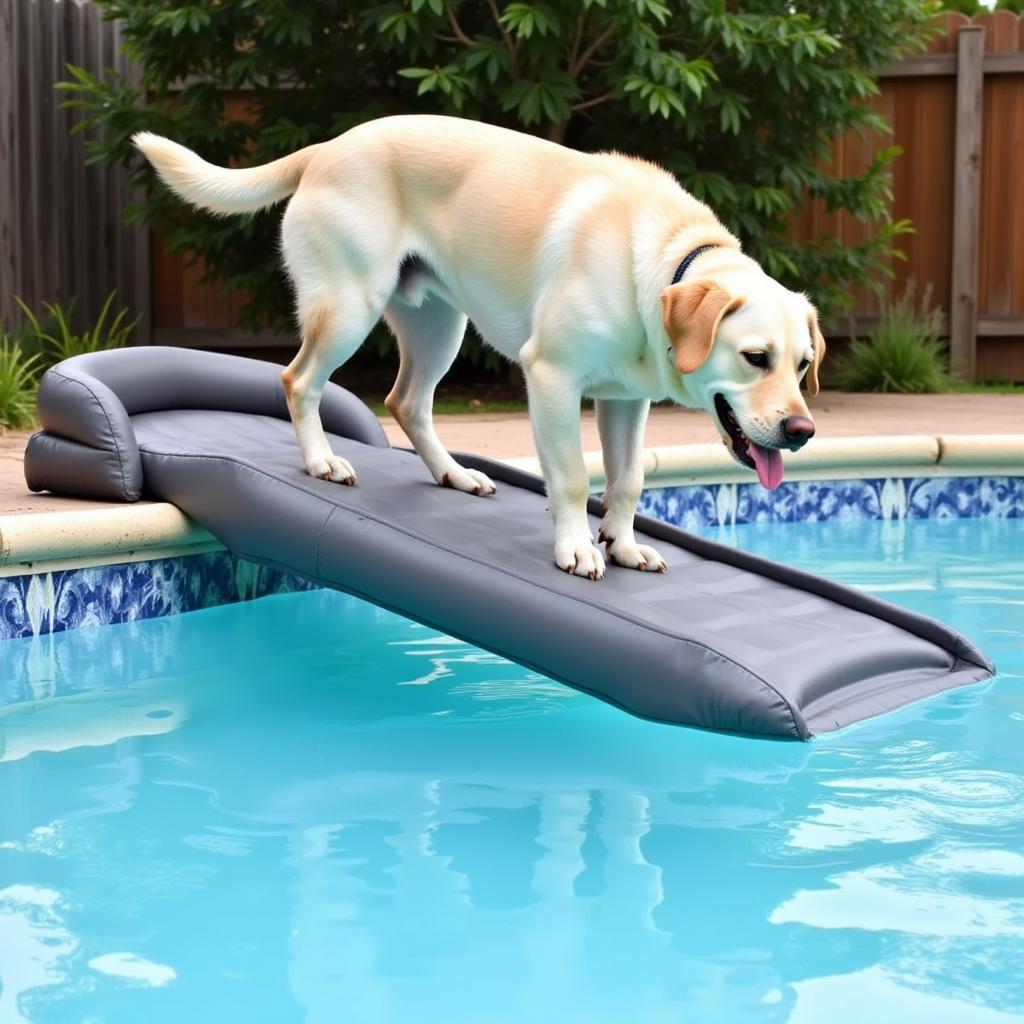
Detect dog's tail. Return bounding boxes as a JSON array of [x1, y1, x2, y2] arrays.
[[132, 132, 320, 215]]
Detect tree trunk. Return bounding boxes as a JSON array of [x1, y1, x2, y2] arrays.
[[546, 119, 568, 144]]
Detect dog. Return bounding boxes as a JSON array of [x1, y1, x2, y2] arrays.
[[134, 114, 824, 580]]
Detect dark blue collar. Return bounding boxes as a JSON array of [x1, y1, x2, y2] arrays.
[[670, 244, 719, 285]]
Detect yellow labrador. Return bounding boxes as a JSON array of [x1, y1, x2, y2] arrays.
[[134, 115, 824, 580]]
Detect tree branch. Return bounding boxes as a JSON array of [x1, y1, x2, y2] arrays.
[[570, 23, 617, 79], [570, 89, 615, 113], [485, 0, 519, 74], [568, 12, 586, 71], [445, 5, 474, 48]]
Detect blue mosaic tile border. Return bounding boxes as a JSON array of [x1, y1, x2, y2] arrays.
[[0, 551, 316, 641], [639, 474, 1024, 529], [1, 474, 1020, 640]]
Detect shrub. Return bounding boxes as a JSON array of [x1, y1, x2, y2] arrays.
[[15, 291, 137, 366], [4, 302, 61, 367], [836, 283, 955, 393], [0, 337, 42, 431]]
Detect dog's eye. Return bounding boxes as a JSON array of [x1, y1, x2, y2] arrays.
[[798, 358, 810, 373], [743, 351, 769, 369]]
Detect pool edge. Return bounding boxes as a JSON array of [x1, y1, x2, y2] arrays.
[[3, 432, 1023, 573], [0, 432, 1021, 641]]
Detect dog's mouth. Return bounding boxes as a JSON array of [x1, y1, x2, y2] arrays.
[[713, 393, 785, 490]]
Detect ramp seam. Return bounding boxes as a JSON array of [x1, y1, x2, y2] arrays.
[[313, 506, 339, 577]]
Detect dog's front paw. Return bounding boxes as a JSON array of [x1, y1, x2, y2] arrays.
[[555, 538, 606, 580], [308, 454, 356, 485], [440, 466, 497, 496], [605, 538, 667, 573]]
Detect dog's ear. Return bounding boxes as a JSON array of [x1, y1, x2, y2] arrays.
[[660, 280, 743, 375], [807, 310, 827, 397]]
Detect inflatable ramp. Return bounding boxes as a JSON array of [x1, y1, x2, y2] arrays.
[[24, 349, 994, 739]]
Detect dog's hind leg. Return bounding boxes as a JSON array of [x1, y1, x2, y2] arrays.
[[596, 398, 666, 572], [280, 182, 401, 483], [384, 293, 496, 496], [282, 287, 387, 484]]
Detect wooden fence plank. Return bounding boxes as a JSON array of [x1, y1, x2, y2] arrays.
[[81, 1, 101, 315], [24, 0, 43, 308], [950, 25, 985, 380], [1014, 60, 1024, 318], [881, 54, 957, 76], [882, 51, 1024, 76], [979, 14, 1019, 318], [0, 0, 16, 328]]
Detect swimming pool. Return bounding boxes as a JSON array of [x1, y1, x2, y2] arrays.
[[1, 515, 1021, 1023]]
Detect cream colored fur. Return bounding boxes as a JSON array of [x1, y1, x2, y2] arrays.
[[134, 115, 824, 580]]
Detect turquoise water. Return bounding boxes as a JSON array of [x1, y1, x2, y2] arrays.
[[1, 517, 1022, 1024]]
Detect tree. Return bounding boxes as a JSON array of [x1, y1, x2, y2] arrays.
[[939, 0, 983, 15], [64, 0, 935, 368]]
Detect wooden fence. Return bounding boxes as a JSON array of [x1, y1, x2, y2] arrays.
[[0, 0, 149, 339], [795, 10, 1024, 382], [3, 4, 1023, 381]]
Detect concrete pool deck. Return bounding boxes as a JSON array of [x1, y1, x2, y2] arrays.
[[388, 390, 1024, 463], [1, 389, 1022, 575]]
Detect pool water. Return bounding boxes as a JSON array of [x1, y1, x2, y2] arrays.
[[1, 517, 1022, 1023]]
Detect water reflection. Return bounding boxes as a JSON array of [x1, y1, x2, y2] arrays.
[[0, 518, 1022, 1022], [788, 965, 1023, 1024], [0, 885, 78, 1024]]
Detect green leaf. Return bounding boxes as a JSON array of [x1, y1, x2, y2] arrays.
[[417, 72, 440, 95], [520, 87, 540, 123], [634, 0, 670, 26], [463, 36, 511, 83], [500, 2, 559, 40]]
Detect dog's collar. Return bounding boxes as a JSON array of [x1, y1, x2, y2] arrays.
[[670, 244, 719, 286]]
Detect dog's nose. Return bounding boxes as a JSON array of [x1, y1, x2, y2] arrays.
[[782, 416, 815, 449]]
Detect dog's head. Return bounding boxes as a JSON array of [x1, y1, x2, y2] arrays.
[[660, 274, 826, 489]]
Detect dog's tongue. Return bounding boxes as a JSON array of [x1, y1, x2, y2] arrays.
[[748, 442, 784, 490]]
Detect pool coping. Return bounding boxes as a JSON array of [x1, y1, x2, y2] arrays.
[[1, 432, 1022, 576], [506, 433, 1024, 487]]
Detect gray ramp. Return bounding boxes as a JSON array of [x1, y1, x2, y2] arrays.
[[24, 348, 994, 739]]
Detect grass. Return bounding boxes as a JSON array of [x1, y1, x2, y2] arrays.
[[955, 380, 1024, 394], [368, 397, 530, 416]]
